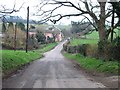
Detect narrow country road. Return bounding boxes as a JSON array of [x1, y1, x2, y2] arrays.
[[3, 41, 106, 88]]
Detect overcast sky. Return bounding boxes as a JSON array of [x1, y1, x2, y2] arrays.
[[0, 0, 116, 25]]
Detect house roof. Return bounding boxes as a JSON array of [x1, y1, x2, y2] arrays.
[[45, 26, 61, 34]]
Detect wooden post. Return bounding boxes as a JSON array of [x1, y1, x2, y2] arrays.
[[14, 23, 17, 51], [26, 6, 29, 53]]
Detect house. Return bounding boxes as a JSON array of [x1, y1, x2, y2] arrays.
[[44, 30, 53, 41], [44, 26, 63, 42]]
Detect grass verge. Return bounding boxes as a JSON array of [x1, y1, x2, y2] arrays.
[[1, 42, 57, 77], [63, 52, 119, 75], [35, 43, 57, 53]]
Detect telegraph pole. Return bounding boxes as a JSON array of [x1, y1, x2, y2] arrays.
[[14, 23, 17, 51], [26, 6, 29, 53]]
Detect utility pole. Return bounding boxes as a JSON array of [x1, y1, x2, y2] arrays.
[[14, 23, 17, 51], [26, 6, 29, 53]]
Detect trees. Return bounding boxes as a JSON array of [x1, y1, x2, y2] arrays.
[[109, 1, 120, 41], [0, 2, 24, 15], [0, 1, 24, 32], [2, 22, 7, 33], [71, 21, 92, 34], [36, 31, 46, 44], [34, 0, 120, 41], [17, 22, 25, 31]]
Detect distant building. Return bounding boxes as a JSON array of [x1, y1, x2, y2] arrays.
[[45, 26, 64, 42]]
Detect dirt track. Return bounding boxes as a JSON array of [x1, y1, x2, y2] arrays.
[[3, 41, 115, 88]]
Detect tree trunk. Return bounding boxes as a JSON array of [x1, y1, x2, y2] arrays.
[[97, 2, 106, 41], [111, 4, 115, 42], [97, 21, 106, 41]]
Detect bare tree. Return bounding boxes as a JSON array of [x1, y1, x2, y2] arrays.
[[0, 2, 24, 14], [34, 0, 120, 41]]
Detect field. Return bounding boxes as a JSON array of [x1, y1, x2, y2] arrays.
[[70, 29, 119, 46], [86, 31, 99, 39], [70, 31, 99, 46], [70, 39, 98, 46], [1, 43, 57, 76]]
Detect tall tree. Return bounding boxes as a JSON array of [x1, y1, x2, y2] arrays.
[[34, 0, 114, 41]]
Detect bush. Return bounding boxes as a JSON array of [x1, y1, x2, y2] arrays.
[[67, 45, 77, 53], [86, 44, 98, 57], [36, 31, 46, 44], [113, 36, 120, 46], [97, 40, 110, 59], [110, 45, 120, 60], [97, 39, 120, 60], [77, 44, 89, 56], [63, 44, 67, 51], [64, 38, 120, 61]]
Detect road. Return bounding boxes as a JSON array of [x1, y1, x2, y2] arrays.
[[3, 41, 106, 88]]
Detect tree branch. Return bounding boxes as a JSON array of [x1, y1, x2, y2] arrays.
[[50, 13, 87, 24], [0, 3, 24, 14], [81, 15, 98, 31]]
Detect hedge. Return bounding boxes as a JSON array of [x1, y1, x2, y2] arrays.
[[63, 41, 120, 61]]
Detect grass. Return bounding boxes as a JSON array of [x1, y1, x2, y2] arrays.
[[70, 39, 98, 46], [86, 31, 99, 39], [1, 42, 57, 76], [70, 29, 120, 46], [35, 43, 57, 53], [2, 50, 42, 75], [70, 31, 99, 46], [63, 53, 119, 74]]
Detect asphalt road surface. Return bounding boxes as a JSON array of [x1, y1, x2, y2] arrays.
[[3, 41, 106, 88]]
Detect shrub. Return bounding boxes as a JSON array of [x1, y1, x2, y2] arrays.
[[97, 40, 110, 59], [110, 45, 120, 60], [36, 31, 46, 44], [64, 38, 120, 61], [77, 44, 89, 56], [63, 44, 67, 51], [86, 44, 98, 57], [97, 39, 120, 60], [113, 36, 120, 46], [67, 45, 77, 53]]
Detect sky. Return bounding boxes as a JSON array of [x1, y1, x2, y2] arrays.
[[0, 0, 117, 25]]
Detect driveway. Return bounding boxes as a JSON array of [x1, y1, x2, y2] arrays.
[[3, 41, 106, 88]]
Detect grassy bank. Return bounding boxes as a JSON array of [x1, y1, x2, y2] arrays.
[[1, 42, 57, 76], [63, 52, 119, 74], [35, 43, 57, 53]]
